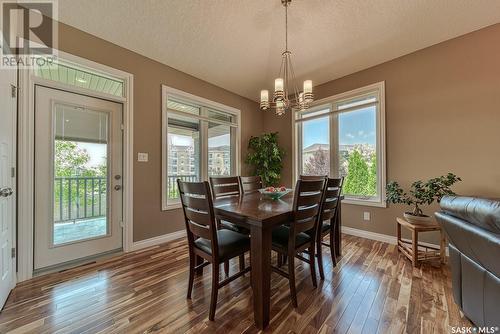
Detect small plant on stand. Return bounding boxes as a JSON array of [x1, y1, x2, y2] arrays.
[[386, 173, 461, 223]]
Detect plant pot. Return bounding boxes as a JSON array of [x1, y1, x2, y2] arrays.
[[403, 212, 432, 224]]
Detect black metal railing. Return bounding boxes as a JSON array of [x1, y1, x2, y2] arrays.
[[54, 176, 107, 223], [167, 175, 198, 199]]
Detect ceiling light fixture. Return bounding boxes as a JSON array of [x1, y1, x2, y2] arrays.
[[259, 0, 313, 115]]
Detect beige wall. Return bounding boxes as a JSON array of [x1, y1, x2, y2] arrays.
[[52, 20, 500, 244], [55, 22, 263, 242], [264, 23, 500, 243]]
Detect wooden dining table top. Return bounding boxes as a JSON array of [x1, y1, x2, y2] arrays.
[[213, 191, 295, 226], [213, 191, 344, 227]]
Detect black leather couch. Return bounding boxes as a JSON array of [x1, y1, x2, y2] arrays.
[[435, 196, 500, 327]]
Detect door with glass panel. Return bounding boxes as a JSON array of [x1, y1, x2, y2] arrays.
[[34, 86, 123, 270]]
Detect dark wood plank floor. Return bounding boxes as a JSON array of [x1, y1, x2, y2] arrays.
[[0, 234, 471, 333]]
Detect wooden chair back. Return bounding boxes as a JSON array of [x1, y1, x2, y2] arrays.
[[300, 175, 327, 181], [318, 178, 344, 222], [178, 180, 218, 255], [209, 176, 241, 199], [239, 176, 263, 194], [289, 179, 325, 244]]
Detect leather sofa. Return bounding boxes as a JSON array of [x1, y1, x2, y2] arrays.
[[435, 196, 500, 327]]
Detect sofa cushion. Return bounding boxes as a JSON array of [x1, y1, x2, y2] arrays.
[[440, 196, 500, 234], [435, 211, 500, 278]]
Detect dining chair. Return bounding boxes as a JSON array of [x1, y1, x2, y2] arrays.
[[209, 176, 249, 234], [239, 175, 263, 194], [271, 179, 325, 307], [315, 177, 343, 280], [178, 180, 251, 321], [299, 175, 328, 181], [209, 176, 250, 276]]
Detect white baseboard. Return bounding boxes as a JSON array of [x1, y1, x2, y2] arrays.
[[342, 226, 395, 245], [131, 230, 186, 251], [341, 226, 448, 255]]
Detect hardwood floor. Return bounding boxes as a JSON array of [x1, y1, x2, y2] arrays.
[[0, 234, 471, 333]]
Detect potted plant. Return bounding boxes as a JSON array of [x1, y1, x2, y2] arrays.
[[245, 132, 285, 187], [386, 173, 461, 223]]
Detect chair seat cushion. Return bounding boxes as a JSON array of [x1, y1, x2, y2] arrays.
[[321, 222, 331, 232], [194, 229, 250, 260], [305, 222, 331, 237], [272, 225, 312, 249], [220, 220, 250, 235]]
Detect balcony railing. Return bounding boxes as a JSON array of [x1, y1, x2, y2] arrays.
[[54, 176, 107, 223], [167, 174, 198, 199]]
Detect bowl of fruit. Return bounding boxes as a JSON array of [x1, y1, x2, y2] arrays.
[[258, 186, 292, 200]]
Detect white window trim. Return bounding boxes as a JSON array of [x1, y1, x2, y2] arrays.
[[292, 81, 386, 208], [161, 85, 241, 211]]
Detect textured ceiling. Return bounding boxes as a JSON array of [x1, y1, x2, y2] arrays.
[[57, 0, 500, 101]]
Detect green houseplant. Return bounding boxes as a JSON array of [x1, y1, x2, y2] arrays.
[[245, 132, 285, 187], [386, 173, 461, 223]]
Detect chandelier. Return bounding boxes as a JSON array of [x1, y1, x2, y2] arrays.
[[260, 0, 313, 115]]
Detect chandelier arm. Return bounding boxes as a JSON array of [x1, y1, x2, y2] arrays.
[[279, 53, 285, 79], [284, 54, 289, 101], [288, 54, 301, 103]]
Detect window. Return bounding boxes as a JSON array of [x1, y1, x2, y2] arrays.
[[162, 86, 240, 210], [208, 122, 233, 177], [299, 108, 330, 176], [33, 57, 125, 97], [294, 82, 386, 207]]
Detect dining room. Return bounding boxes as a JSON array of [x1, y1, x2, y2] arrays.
[[1, 0, 500, 333]]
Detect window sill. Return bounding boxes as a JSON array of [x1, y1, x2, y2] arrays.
[[342, 198, 387, 208], [162, 203, 182, 211]]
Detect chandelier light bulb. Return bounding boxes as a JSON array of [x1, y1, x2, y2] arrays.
[[299, 92, 307, 111], [275, 78, 284, 92], [260, 90, 270, 110], [260, 90, 269, 102], [276, 100, 285, 115], [303, 80, 312, 93]]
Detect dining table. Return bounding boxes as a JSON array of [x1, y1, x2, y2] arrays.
[[213, 190, 343, 330]]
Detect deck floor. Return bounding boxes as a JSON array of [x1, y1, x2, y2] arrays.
[[0, 234, 472, 333], [54, 217, 107, 244]]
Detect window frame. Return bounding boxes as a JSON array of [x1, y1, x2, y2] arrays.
[[161, 85, 241, 211], [292, 81, 386, 207]]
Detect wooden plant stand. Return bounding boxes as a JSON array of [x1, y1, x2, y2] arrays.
[[396, 217, 445, 267]]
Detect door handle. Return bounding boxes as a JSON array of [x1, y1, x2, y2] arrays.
[[0, 187, 13, 197], [114, 185, 122, 191]]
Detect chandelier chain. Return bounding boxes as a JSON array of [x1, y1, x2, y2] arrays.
[[285, 3, 288, 52]]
